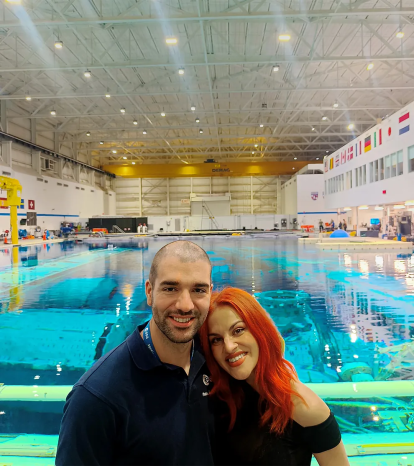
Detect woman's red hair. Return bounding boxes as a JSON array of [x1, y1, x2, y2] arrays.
[[199, 287, 303, 435]]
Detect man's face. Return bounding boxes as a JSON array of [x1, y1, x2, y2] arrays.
[[145, 256, 212, 344]]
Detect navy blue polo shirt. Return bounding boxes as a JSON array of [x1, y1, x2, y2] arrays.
[[56, 323, 215, 465]]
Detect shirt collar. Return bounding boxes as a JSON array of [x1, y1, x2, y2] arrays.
[[127, 321, 205, 371]]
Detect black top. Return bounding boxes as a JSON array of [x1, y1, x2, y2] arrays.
[[215, 383, 341, 466], [56, 323, 215, 466]]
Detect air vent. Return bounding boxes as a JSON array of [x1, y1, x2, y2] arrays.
[[64, 184, 68, 187], [91, 190, 94, 192], [44, 180, 48, 183], [76, 187, 80, 190], [57, 182, 62, 186], [109, 194, 112, 196], [37, 178, 43, 182], [81, 187, 85, 191], [2, 171, 11, 176]]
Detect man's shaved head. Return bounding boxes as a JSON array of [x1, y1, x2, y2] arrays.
[[149, 240, 212, 285]]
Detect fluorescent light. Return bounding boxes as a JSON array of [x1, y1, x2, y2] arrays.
[[394, 204, 405, 209], [166, 38, 178, 45], [273, 65, 280, 72], [333, 102, 339, 108], [344, 207, 352, 211], [367, 63, 374, 70], [161, 112, 166, 117], [359, 205, 369, 210], [133, 120, 138, 125], [294, 157, 297, 160], [316, 157, 319, 160], [348, 123, 354, 130], [252, 151, 255, 154], [259, 123, 264, 128], [123, 156, 127, 159], [322, 116, 327, 121], [105, 94, 111, 98], [99, 141, 104, 144], [54, 41, 63, 49], [405, 200, 414, 205], [396, 31, 404, 38], [195, 117, 200, 123], [199, 129, 203, 134], [143, 130, 147, 134], [112, 150, 117, 154], [132, 162, 136, 165], [178, 68, 185, 75], [191, 106, 196, 111], [279, 34, 291, 41], [254, 144, 258, 147], [86, 131, 91, 136], [50, 110, 56, 115], [84, 70, 91, 78], [326, 150, 329, 153], [25, 96, 31, 101], [120, 108, 126, 113], [375, 206, 384, 210]]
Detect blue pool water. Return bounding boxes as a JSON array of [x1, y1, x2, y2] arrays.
[[0, 236, 414, 443]]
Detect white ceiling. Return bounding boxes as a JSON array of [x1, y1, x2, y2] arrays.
[[1, 0, 414, 165]]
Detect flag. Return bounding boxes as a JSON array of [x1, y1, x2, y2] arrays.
[[329, 157, 334, 170], [335, 154, 340, 167], [17, 198, 24, 209], [364, 135, 371, 153], [348, 145, 354, 160], [359, 140, 362, 155], [374, 131, 377, 148], [379, 128, 382, 145], [341, 150, 346, 164], [355, 142, 358, 157], [324, 158, 328, 172], [399, 111, 410, 135]]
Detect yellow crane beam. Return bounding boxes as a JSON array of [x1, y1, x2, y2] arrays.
[[0, 175, 23, 245]]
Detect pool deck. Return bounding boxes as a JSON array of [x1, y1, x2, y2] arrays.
[[0, 238, 66, 249], [299, 236, 414, 251]]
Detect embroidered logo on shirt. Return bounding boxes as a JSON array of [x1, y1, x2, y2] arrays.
[[203, 374, 210, 386]]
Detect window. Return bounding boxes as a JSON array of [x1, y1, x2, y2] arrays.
[[362, 165, 366, 185], [409, 145, 414, 172], [391, 152, 397, 177], [370, 162, 374, 183], [385, 155, 391, 179], [379, 158, 384, 180], [397, 150, 404, 175], [374, 159, 379, 182], [355, 168, 359, 187]]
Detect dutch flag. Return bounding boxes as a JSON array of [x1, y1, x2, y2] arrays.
[[399, 112, 410, 135]]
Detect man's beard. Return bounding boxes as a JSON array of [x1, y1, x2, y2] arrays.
[[152, 306, 205, 344]]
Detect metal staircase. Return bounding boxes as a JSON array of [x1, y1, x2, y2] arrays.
[[202, 202, 219, 229], [112, 225, 124, 234]]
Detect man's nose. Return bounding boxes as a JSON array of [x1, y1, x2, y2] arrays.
[[176, 290, 194, 312], [224, 336, 238, 354]]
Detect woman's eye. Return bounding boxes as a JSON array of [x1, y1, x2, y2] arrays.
[[234, 328, 245, 335], [210, 337, 222, 345]]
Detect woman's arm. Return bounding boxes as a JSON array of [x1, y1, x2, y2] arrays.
[[291, 381, 350, 466]]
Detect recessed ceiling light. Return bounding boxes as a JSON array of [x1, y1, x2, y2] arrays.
[[133, 120, 138, 125], [259, 124, 264, 128], [84, 70, 91, 78], [333, 102, 339, 108], [161, 112, 166, 117], [367, 63, 374, 70], [54, 40, 63, 49], [195, 117, 200, 123], [199, 129, 203, 134], [99, 141, 104, 144], [273, 65, 280, 72], [191, 105, 196, 111], [166, 38, 178, 45], [25, 96, 32, 101], [322, 116, 327, 121], [396, 31, 404, 38], [86, 131, 91, 136], [105, 94, 111, 98], [120, 108, 126, 113], [254, 144, 258, 147], [279, 34, 291, 41], [50, 110, 56, 115], [112, 150, 117, 153], [178, 68, 185, 75], [312, 127, 315, 131], [132, 162, 136, 165], [143, 130, 147, 134], [294, 157, 297, 160], [123, 156, 127, 160], [348, 123, 354, 130]]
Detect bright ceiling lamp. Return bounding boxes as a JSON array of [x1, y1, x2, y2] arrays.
[[279, 34, 291, 41], [333, 101, 339, 108], [348, 123, 354, 130], [112, 150, 117, 153], [191, 105, 196, 111], [178, 68, 185, 75], [254, 144, 258, 147], [133, 120, 138, 125], [54, 40, 63, 49], [132, 162, 136, 165], [105, 93, 111, 98], [199, 129, 203, 134], [161, 112, 165, 117], [99, 141, 104, 144], [273, 65, 280, 72], [50, 109, 56, 115], [25, 96, 32, 101], [367, 63, 374, 70], [394, 204, 405, 209], [375, 206, 384, 210], [86, 131, 91, 136], [252, 151, 255, 154], [358, 205, 369, 210], [312, 127, 315, 131], [344, 207, 352, 211], [143, 130, 147, 134], [166, 38, 178, 45], [396, 31, 404, 38], [195, 117, 200, 123], [123, 156, 127, 160], [294, 157, 297, 160], [405, 200, 414, 205], [6, 0, 21, 3], [322, 116, 327, 121], [84, 70, 91, 78], [316, 157, 319, 160], [120, 108, 126, 113], [259, 123, 264, 128]]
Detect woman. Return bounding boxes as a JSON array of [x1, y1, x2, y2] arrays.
[[200, 288, 349, 466]]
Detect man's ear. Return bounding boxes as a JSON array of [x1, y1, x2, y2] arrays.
[[145, 279, 153, 306]]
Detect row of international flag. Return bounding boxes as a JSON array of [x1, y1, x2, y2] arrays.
[[325, 110, 410, 172]]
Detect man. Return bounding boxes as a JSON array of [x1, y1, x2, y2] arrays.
[[56, 240, 214, 465]]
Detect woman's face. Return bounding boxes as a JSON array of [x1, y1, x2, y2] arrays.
[[208, 305, 259, 384]]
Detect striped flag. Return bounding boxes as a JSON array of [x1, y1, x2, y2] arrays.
[[324, 158, 328, 172], [347, 145, 354, 160], [373, 128, 383, 148], [329, 157, 334, 170], [335, 154, 340, 167], [399, 111, 410, 135], [364, 135, 371, 153], [359, 140, 362, 156], [341, 150, 346, 164]]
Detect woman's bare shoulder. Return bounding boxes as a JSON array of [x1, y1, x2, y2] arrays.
[[290, 380, 331, 427]]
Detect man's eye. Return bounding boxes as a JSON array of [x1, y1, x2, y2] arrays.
[[194, 288, 207, 293], [164, 287, 176, 292]]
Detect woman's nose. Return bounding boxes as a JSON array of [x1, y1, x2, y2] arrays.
[[223, 336, 238, 354]]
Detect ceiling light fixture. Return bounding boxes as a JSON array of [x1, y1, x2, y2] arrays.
[[333, 101, 339, 108], [312, 127, 315, 131], [252, 151, 255, 154], [195, 117, 200, 123], [178, 68, 185, 75], [50, 110, 56, 115], [6, 0, 21, 4], [84, 70, 91, 78], [133, 120, 138, 125], [396, 31, 404, 38], [344, 207, 352, 211], [259, 123, 264, 128], [86, 131, 91, 136], [374, 206, 384, 210], [112, 150, 117, 153], [326, 150, 329, 153], [123, 156, 127, 160], [322, 116, 327, 120], [294, 157, 297, 160], [254, 144, 258, 147], [143, 130, 147, 134], [191, 105, 196, 111], [166, 38, 178, 45], [199, 129, 203, 134], [99, 141, 104, 144], [273, 65, 280, 72], [105, 94, 111, 98], [367, 63, 374, 70], [161, 112, 165, 117], [132, 162, 136, 165], [54, 40, 63, 49], [120, 108, 126, 113], [394, 204, 405, 209], [292, 167, 295, 170], [348, 123, 354, 130], [405, 200, 414, 205], [316, 157, 319, 160], [358, 205, 369, 210], [25, 96, 32, 101], [279, 34, 291, 41]]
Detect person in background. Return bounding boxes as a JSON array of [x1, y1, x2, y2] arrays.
[[318, 219, 324, 233], [330, 219, 335, 230], [200, 288, 350, 466], [343, 219, 347, 231], [338, 221, 343, 230], [56, 241, 215, 466]]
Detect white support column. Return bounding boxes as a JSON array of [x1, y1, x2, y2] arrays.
[[89, 170, 95, 187], [250, 176, 254, 214], [190, 177, 193, 195], [32, 151, 41, 175], [276, 177, 281, 214], [139, 178, 142, 216], [74, 165, 81, 183], [30, 119, 37, 144], [54, 133, 59, 153], [1, 141, 12, 167], [0, 101, 8, 133], [56, 158, 63, 179], [210, 177, 212, 194], [167, 178, 170, 216]]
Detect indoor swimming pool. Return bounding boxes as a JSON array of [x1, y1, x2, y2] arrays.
[[0, 236, 414, 464]]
